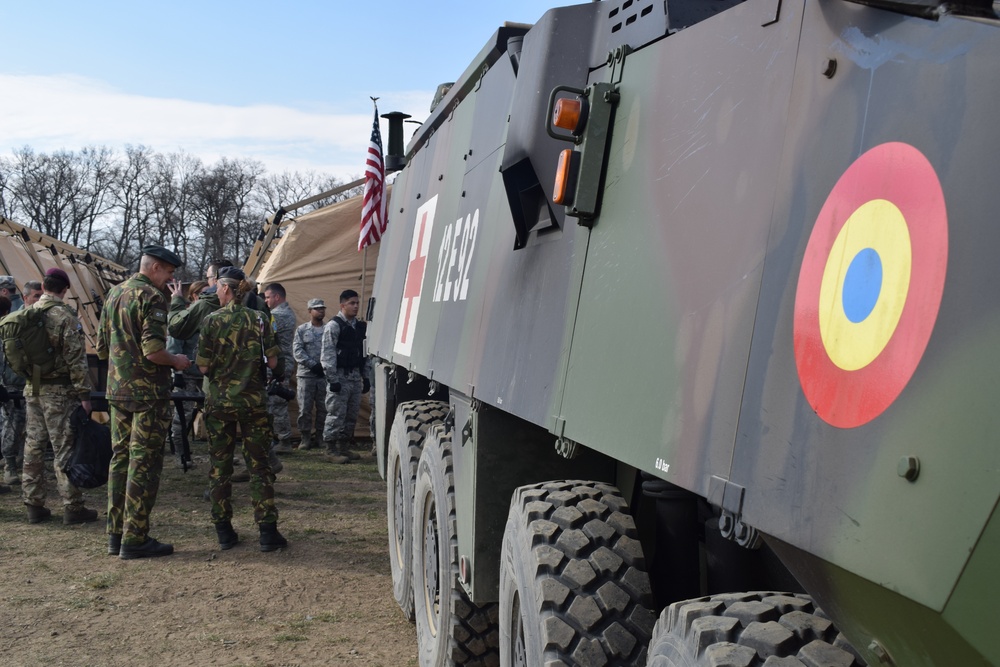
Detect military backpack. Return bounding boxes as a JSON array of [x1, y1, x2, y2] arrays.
[[0, 300, 60, 390]]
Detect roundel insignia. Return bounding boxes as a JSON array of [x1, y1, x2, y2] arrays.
[[793, 142, 948, 428]]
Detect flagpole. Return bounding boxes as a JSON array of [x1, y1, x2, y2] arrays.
[[361, 246, 368, 317]]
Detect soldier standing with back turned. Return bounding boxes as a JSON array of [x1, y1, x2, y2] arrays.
[[197, 267, 287, 552], [21, 268, 97, 524], [98, 245, 190, 559]]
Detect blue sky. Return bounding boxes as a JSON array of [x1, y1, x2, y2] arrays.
[[0, 0, 573, 180]]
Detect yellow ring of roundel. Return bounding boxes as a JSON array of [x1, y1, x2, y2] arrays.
[[818, 199, 912, 371]]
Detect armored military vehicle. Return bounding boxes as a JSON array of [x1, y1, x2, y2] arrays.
[[366, 1, 1000, 665]]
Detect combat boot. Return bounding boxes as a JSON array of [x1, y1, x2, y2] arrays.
[[26, 504, 51, 523], [272, 438, 293, 454], [296, 437, 314, 451], [323, 440, 350, 464], [119, 537, 174, 560], [107, 534, 122, 556], [259, 522, 288, 552], [215, 520, 239, 550], [0, 483, 10, 495], [4, 457, 19, 485], [64, 506, 98, 525]]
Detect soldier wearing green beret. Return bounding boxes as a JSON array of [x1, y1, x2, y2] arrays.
[[97, 245, 191, 559], [197, 266, 288, 552]]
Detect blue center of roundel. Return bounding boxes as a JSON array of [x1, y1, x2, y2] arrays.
[[842, 248, 882, 323]]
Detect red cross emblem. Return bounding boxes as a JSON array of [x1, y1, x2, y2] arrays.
[[394, 196, 437, 356]]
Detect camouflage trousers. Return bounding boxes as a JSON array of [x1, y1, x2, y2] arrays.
[[1, 397, 26, 468], [107, 399, 172, 546], [323, 369, 363, 444], [267, 382, 293, 442], [205, 405, 277, 525], [22, 387, 82, 508], [296, 376, 327, 446]]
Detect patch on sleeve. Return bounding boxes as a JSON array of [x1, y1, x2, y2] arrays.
[[152, 309, 167, 322]]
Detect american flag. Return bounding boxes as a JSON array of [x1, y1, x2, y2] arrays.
[[359, 102, 386, 251]]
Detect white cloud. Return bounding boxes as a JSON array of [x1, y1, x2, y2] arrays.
[[0, 74, 433, 179]]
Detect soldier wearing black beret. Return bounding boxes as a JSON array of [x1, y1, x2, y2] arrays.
[[97, 244, 190, 559]]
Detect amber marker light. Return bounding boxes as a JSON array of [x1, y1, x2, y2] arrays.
[[553, 97, 583, 134], [553, 149, 577, 205]]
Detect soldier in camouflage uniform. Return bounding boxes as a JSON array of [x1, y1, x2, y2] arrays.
[[292, 298, 328, 450], [262, 283, 297, 454], [0, 295, 19, 493], [0, 296, 26, 487], [321, 290, 370, 464], [197, 266, 287, 552], [0, 277, 26, 487], [20, 268, 97, 525], [98, 245, 191, 559], [168, 260, 276, 478]]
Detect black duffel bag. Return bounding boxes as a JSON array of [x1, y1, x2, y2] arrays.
[[63, 406, 112, 489]]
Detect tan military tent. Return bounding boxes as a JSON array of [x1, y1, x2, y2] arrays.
[[244, 193, 383, 440], [0, 216, 127, 357]]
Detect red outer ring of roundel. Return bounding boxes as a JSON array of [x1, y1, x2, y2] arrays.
[[793, 142, 948, 429]]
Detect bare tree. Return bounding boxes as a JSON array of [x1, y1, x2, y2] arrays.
[[71, 146, 118, 249]]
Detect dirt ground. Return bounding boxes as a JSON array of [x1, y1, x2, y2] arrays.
[[0, 444, 419, 667]]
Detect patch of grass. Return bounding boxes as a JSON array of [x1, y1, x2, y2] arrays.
[[274, 633, 308, 642], [83, 572, 119, 590]]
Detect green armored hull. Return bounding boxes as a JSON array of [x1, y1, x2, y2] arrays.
[[368, 1, 1000, 664]]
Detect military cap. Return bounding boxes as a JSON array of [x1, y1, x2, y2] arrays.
[[141, 244, 184, 268], [307, 298, 326, 309], [0, 275, 16, 291], [45, 267, 71, 285], [217, 266, 246, 282]]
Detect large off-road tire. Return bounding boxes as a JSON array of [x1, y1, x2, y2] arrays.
[[647, 592, 866, 666], [412, 424, 500, 666], [387, 400, 449, 622], [499, 480, 655, 667]]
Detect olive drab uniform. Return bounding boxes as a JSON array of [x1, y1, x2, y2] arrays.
[[293, 320, 327, 449], [267, 300, 297, 445], [97, 273, 174, 547], [21, 296, 92, 510], [320, 314, 368, 447], [197, 301, 280, 526]]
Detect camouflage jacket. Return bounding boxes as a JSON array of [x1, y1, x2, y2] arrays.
[[292, 321, 325, 378], [97, 272, 171, 402], [269, 301, 297, 376], [168, 289, 270, 340], [196, 301, 279, 412], [168, 291, 221, 340], [34, 295, 91, 399]]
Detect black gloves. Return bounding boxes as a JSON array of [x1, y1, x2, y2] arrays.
[[310, 363, 325, 378], [328, 380, 341, 393], [362, 377, 370, 394]]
